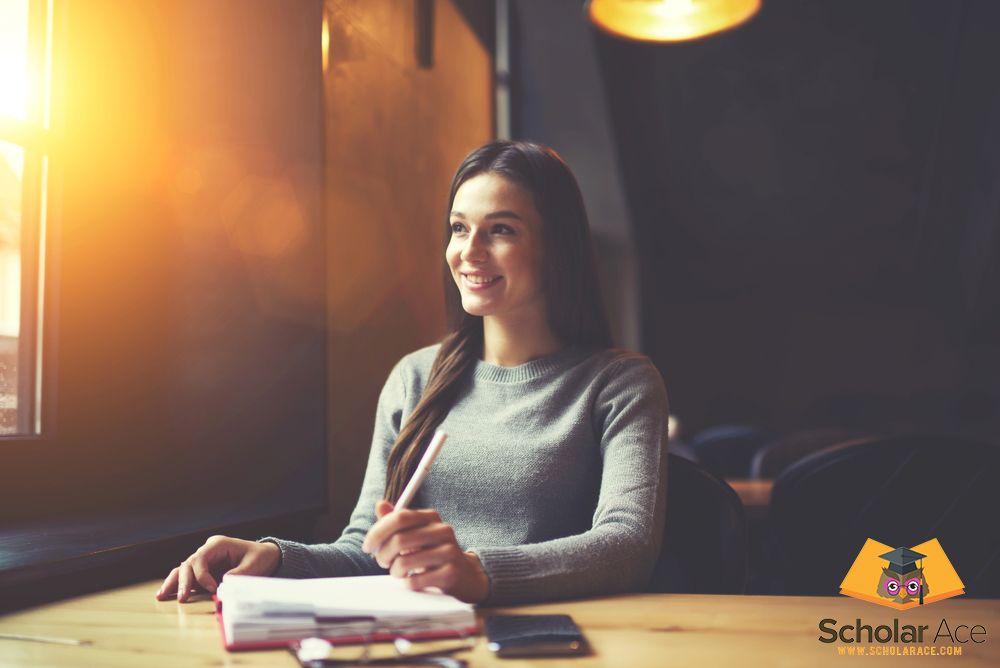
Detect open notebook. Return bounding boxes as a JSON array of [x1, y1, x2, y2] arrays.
[[215, 574, 479, 650]]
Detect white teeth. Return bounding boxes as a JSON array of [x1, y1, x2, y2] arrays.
[[465, 274, 499, 284]]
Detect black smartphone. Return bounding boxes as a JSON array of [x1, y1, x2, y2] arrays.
[[484, 614, 589, 657]]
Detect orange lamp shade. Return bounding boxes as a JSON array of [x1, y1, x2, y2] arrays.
[[587, 0, 761, 42]]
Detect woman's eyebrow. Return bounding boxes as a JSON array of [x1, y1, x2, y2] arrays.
[[449, 210, 524, 221]]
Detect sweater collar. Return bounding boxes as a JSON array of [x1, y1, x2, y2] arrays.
[[472, 344, 598, 383]]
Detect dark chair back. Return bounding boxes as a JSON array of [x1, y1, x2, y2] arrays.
[[690, 425, 771, 478], [769, 435, 1000, 597], [646, 454, 748, 594], [749, 428, 877, 479]]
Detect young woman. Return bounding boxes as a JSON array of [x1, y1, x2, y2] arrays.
[[157, 140, 669, 605]]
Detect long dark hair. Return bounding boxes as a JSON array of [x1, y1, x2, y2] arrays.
[[383, 141, 612, 502]]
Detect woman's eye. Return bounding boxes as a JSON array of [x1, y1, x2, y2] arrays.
[[491, 224, 514, 235], [450, 222, 466, 234]]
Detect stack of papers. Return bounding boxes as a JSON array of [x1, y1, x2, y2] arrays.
[[215, 574, 478, 650]]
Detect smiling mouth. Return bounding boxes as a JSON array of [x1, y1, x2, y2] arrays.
[[463, 274, 501, 285]]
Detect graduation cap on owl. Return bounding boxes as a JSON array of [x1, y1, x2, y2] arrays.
[[878, 547, 927, 605]]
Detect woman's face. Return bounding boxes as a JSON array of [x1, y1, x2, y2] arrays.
[[446, 173, 546, 323]]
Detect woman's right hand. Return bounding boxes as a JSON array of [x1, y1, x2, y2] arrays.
[[155, 536, 281, 602]]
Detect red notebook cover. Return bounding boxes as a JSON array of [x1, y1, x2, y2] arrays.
[[214, 595, 479, 651]]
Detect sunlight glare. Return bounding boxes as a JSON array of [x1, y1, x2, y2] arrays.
[[0, 0, 30, 121], [0, 0, 30, 179], [322, 9, 330, 73]]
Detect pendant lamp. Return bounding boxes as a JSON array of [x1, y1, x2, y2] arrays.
[[587, 0, 761, 42]]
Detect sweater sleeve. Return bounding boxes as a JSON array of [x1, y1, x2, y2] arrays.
[[472, 357, 669, 604], [261, 360, 409, 578]]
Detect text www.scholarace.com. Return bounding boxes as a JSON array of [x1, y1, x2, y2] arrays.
[[821, 617, 987, 658], [837, 645, 962, 656]]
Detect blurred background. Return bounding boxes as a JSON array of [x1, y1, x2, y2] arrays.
[[0, 0, 998, 603]]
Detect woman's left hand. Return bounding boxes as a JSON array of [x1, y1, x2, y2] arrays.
[[362, 500, 491, 603]]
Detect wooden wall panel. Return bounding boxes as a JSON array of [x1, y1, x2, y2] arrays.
[[318, 0, 492, 540]]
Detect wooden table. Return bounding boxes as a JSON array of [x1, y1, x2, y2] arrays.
[[1, 579, 997, 667], [726, 479, 774, 521]]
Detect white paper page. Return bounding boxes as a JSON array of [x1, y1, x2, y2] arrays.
[[219, 574, 475, 620]]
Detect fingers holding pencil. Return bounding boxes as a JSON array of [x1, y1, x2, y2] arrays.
[[363, 501, 447, 567], [359, 431, 490, 602], [363, 499, 490, 603], [362, 430, 448, 556]]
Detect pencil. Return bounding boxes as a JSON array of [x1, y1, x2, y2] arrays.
[[394, 431, 448, 510]]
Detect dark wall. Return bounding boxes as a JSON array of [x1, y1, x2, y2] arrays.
[[1, 0, 327, 526], [314, 0, 493, 541], [508, 0, 641, 353], [165, 0, 328, 515], [597, 0, 1000, 441]]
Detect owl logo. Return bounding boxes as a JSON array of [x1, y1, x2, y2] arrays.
[[876, 547, 929, 605], [840, 538, 963, 609]]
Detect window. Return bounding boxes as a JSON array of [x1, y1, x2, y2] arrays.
[[0, 2, 327, 605], [0, 0, 57, 435]]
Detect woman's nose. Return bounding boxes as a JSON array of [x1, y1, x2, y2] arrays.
[[461, 232, 488, 262]]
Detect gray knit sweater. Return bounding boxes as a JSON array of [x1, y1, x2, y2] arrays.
[[266, 344, 669, 605]]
